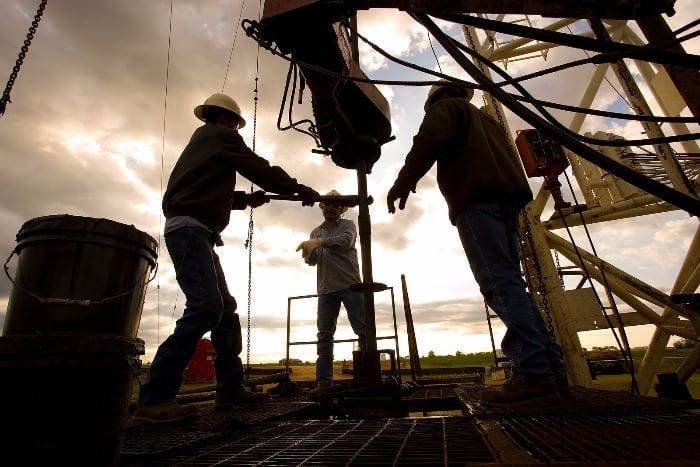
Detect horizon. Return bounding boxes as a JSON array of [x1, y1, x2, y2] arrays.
[[0, 1, 697, 366]]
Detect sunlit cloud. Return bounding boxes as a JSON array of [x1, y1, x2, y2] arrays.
[[0, 1, 697, 365]]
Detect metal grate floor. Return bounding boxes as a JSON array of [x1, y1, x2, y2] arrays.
[[122, 417, 494, 466], [455, 385, 700, 464], [497, 411, 700, 463], [457, 384, 688, 418], [120, 385, 700, 466], [122, 399, 317, 457]]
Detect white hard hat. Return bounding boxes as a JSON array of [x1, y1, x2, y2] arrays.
[[194, 93, 247, 128], [320, 190, 348, 213], [424, 80, 474, 112]]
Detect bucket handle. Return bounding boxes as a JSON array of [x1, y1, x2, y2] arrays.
[[3, 248, 159, 306]]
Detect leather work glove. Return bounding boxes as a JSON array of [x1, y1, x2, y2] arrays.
[[231, 190, 269, 210], [387, 183, 414, 214], [296, 184, 320, 206], [296, 237, 324, 259], [246, 190, 269, 208]]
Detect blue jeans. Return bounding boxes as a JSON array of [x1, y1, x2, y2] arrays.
[[139, 226, 244, 405], [316, 288, 366, 383], [455, 201, 566, 384]]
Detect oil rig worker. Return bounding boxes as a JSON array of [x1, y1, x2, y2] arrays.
[[386, 80, 568, 407], [296, 190, 366, 399], [133, 93, 319, 424]]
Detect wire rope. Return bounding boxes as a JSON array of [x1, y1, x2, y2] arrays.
[[243, 20, 699, 146], [157, 0, 175, 346], [222, 0, 247, 92], [556, 172, 641, 394], [431, 13, 700, 69], [348, 20, 700, 146], [427, 33, 443, 73]]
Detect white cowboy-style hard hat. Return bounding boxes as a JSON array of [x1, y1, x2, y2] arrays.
[[424, 79, 474, 112], [194, 92, 247, 128], [320, 190, 348, 213]]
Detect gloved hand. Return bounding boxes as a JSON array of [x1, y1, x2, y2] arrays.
[[296, 237, 324, 258], [387, 183, 414, 214], [296, 184, 319, 206], [232, 190, 269, 210], [246, 190, 269, 208]]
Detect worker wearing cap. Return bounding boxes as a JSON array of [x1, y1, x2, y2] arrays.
[[296, 190, 366, 398], [134, 93, 319, 424], [387, 80, 567, 407]]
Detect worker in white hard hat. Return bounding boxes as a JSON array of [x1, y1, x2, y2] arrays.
[[387, 79, 568, 407], [193, 92, 247, 129], [134, 93, 319, 424], [296, 190, 366, 399]]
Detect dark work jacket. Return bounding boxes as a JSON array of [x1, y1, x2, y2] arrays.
[[162, 123, 299, 233], [393, 98, 533, 224]]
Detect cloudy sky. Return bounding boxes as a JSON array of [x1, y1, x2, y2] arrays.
[[0, 1, 697, 364]]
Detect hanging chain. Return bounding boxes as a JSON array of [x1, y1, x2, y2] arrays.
[[464, 24, 556, 338], [554, 250, 566, 288], [245, 2, 263, 370], [463, 25, 515, 155], [519, 210, 557, 339], [245, 204, 254, 371], [245, 83, 258, 370], [464, 24, 558, 343], [1, 0, 48, 117]]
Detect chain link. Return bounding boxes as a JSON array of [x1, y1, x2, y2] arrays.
[[463, 25, 516, 155], [245, 70, 261, 371], [554, 250, 565, 288], [1, 0, 47, 116], [246, 208, 253, 370], [464, 24, 558, 343], [519, 210, 557, 339]]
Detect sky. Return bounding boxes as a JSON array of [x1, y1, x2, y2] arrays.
[[0, 1, 698, 365]]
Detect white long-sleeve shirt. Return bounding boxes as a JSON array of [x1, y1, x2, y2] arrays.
[[305, 218, 361, 294]]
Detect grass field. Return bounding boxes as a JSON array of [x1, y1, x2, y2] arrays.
[[132, 349, 700, 400], [590, 373, 700, 398], [261, 350, 700, 400]]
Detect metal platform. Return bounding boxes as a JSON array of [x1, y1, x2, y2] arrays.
[[120, 384, 700, 466]]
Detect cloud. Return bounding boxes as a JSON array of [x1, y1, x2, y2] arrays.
[[357, 10, 430, 71], [1, 1, 697, 364]]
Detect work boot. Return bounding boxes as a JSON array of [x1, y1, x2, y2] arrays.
[[308, 381, 332, 401], [131, 401, 200, 424], [215, 388, 271, 411], [480, 381, 561, 407]]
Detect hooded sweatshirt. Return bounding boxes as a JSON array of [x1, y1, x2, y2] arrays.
[[393, 97, 532, 224], [163, 123, 300, 233]]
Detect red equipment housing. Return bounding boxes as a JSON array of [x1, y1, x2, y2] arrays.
[[183, 338, 216, 383], [515, 129, 570, 178]]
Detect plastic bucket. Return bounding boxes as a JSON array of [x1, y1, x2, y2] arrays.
[[0, 334, 144, 466], [2, 214, 158, 337]]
